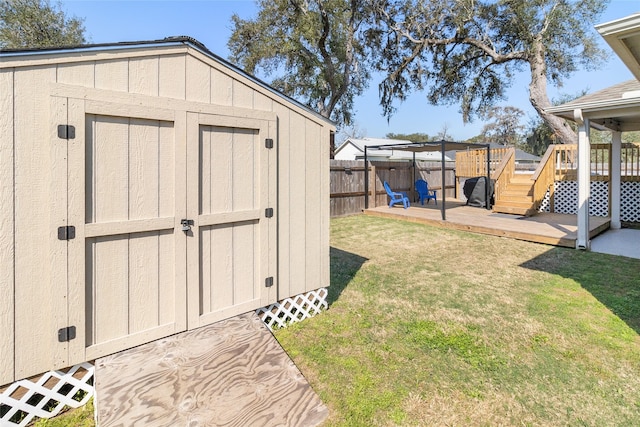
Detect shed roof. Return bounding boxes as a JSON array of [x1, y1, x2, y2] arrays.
[[0, 36, 334, 126]]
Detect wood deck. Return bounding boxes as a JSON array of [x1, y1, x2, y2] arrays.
[[365, 200, 610, 247], [95, 312, 328, 427]]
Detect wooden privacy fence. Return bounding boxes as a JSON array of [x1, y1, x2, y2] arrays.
[[330, 160, 455, 217]]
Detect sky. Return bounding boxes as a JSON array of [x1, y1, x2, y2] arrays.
[[60, 0, 640, 141]]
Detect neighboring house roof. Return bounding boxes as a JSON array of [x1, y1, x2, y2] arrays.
[[335, 137, 454, 161], [0, 36, 334, 126]]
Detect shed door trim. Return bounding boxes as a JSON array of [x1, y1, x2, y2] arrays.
[[59, 97, 188, 362]]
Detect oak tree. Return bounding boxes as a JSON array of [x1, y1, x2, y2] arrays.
[[0, 0, 86, 49], [480, 106, 525, 146], [229, 0, 373, 155], [370, 0, 609, 144]]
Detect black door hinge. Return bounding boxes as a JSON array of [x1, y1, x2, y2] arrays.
[[265, 138, 274, 149], [265, 277, 274, 288], [265, 208, 274, 218], [58, 326, 76, 342], [57, 125, 76, 140], [57, 226, 76, 240]]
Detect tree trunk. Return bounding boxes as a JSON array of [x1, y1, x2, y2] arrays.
[[528, 42, 577, 144]]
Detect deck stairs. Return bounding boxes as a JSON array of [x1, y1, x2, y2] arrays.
[[492, 172, 538, 216]]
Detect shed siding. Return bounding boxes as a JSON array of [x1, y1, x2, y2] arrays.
[[1, 44, 332, 384], [0, 69, 15, 385], [57, 62, 94, 87], [288, 112, 308, 297], [305, 120, 323, 296], [14, 65, 62, 379], [159, 55, 186, 99], [186, 55, 211, 103], [129, 56, 159, 96], [211, 68, 233, 106], [95, 59, 128, 91]]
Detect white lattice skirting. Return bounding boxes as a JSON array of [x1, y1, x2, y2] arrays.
[[536, 181, 640, 222], [256, 288, 329, 331], [538, 189, 551, 213], [621, 181, 640, 222], [0, 288, 328, 425], [553, 181, 610, 216], [0, 363, 94, 426]]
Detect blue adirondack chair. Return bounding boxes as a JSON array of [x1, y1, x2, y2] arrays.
[[383, 181, 410, 209], [415, 179, 437, 205]]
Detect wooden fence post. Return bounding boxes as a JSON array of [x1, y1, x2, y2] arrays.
[[370, 164, 376, 208]]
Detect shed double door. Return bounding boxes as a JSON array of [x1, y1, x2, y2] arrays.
[[51, 97, 275, 367]]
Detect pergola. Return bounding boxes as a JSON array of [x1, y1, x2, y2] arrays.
[[546, 12, 640, 250], [363, 140, 491, 220]]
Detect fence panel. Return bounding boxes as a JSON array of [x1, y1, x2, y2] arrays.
[[330, 160, 367, 217]]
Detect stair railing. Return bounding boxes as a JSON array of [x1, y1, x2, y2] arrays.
[[491, 147, 515, 203], [531, 144, 557, 211], [553, 144, 578, 181]]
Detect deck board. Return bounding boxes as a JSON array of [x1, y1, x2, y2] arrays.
[[95, 312, 327, 427], [365, 200, 610, 247]]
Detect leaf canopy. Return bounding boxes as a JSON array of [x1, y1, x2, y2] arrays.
[[370, 0, 608, 142], [228, 0, 373, 128], [0, 0, 86, 49]]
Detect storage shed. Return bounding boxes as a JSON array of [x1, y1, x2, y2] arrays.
[[0, 37, 332, 386]]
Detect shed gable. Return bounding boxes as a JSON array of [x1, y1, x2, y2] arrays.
[[0, 40, 331, 385]]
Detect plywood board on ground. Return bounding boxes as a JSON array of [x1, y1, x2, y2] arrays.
[[95, 312, 327, 427]]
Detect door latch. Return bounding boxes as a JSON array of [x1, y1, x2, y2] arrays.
[[181, 219, 194, 232]]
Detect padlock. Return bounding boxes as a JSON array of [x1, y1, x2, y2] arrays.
[[181, 219, 192, 232]]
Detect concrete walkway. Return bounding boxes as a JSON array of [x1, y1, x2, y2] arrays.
[[591, 228, 640, 259]]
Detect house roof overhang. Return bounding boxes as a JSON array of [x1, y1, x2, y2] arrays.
[[546, 13, 640, 133], [596, 13, 640, 81], [545, 80, 640, 132]]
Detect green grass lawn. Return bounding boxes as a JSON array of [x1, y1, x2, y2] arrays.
[[274, 215, 640, 426], [33, 214, 640, 426]]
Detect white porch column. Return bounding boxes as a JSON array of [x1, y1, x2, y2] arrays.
[[575, 109, 590, 250], [611, 131, 622, 229]]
